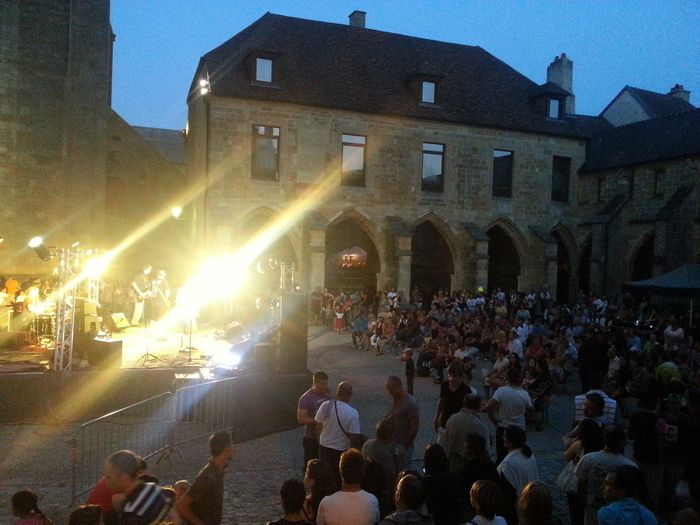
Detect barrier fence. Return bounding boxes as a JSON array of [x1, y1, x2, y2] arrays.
[[71, 376, 241, 503]]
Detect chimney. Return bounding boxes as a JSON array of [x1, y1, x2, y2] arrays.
[[547, 53, 575, 114], [349, 10, 366, 28], [668, 83, 690, 103]]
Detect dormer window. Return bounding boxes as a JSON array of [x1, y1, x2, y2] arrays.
[[255, 58, 273, 83], [421, 81, 436, 104], [549, 98, 561, 119]]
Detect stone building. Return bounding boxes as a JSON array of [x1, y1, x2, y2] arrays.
[[0, 0, 185, 279], [187, 12, 609, 302]]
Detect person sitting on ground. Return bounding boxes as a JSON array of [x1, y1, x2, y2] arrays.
[[316, 449, 380, 525], [11, 490, 52, 525], [67, 505, 101, 525], [267, 478, 314, 525], [518, 482, 562, 525], [379, 474, 433, 525], [598, 465, 656, 525], [468, 479, 507, 525], [303, 459, 337, 522]]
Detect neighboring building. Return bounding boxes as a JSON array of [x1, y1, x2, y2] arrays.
[[578, 107, 700, 293], [601, 84, 694, 127], [187, 12, 607, 302], [0, 1, 185, 279]]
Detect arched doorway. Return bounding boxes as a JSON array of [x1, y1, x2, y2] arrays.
[[631, 234, 655, 281], [577, 239, 591, 294], [551, 231, 573, 304], [487, 225, 521, 292], [410, 221, 454, 299], [325, 217, 380, 297]]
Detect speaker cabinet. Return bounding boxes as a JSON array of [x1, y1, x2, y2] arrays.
[[279, 294, 309, 373], [85, 339, 123, 369], [110, 313, 131, 330], [253, 342, 277, 372]]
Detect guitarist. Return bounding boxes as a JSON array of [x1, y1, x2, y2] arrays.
[[151, 269, 171, 322], [130, 264, 152, 326]]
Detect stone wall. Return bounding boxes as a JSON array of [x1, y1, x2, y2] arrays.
[[188, 97, 587, 297]]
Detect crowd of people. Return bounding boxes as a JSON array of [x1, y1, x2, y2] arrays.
[[8, 286, 700, 525]]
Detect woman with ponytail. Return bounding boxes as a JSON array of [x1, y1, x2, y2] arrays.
[[496, 425, 539, 524], [11, 490, 53, 525]]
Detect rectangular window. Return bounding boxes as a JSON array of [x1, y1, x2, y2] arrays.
[[422, 142, 444, 192], [549, 98, 561, 119], [654, 169, 664, 196], [421, 81, 435, 104], [341, 134, 366, 187], [492, 149, 513, 198], [551, 156, 571, 202], [255, 58, 272, 83], [252, 125, 280, 180]]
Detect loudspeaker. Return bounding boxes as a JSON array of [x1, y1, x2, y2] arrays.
[[253, 342, 277, 371], [84, 314, 102, 333], [85, 339, 123, 369], [110, 313, 130, 330], [279, 294, 309, 372]]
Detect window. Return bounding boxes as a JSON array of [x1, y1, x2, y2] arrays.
[[551, 156, 571, 202], [252, 125, 280, 180], [422, 142, 444, 192], [654, 169, 664, 196], [549, 98, 561, 119], [492, 149, 513, 198], [255, 58, 272, 83], [421, 81, 436, 104], [341, 134, 366, 187]]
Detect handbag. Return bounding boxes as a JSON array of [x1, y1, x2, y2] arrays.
[[334, 400, 366, 450], [556, 460, 579, 493]]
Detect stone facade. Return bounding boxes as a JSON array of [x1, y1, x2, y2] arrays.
[[187, 96, 586, 300]]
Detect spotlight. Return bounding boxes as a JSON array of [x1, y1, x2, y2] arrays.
[[0, 236, 4, 243], [199, 78, 209, 96], [171, 206, 183, 219], [28, 236, 53, 261]]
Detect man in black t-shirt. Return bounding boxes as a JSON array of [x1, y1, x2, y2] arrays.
[[177, 431, 233, 525]]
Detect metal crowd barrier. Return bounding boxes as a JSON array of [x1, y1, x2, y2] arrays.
[[70, 376, 241, 503]]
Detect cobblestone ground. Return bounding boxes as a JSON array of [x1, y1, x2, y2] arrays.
[[0, 328, 578, 525]]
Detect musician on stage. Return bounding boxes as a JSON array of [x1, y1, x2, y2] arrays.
[[130, 264, 152, 326], [150, 269, 171, 322]]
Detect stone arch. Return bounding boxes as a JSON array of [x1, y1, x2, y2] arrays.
[[551, 223, 577, 303], [629, 231, 655, 281], [411, 213, 456, 297], [234, 205, 301, 267], [486, 217, 526, 292], [324, 208, 382, 297]]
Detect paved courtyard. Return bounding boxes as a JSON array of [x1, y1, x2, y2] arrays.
[[0, 327, 576, 524]]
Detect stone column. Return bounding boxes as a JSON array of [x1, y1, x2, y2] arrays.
[[589, 223, 606, 294], [396, 234, 412, 300], [545, 243, 559, 297], [308, 227, 326, 292], [475, 240, 489, 292]]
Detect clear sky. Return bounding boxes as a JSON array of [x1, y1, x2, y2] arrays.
[[111, 0, 700, 130]]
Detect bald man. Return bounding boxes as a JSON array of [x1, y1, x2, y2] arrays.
[[315, 381, 361, 484]]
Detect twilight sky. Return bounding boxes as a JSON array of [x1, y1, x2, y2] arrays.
[[111, 0, 700, 130]]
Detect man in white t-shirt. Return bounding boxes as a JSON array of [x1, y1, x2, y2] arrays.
[[485, 368, 532, 463], [506, 331, 523, 360], [315, 382, 361, 485], [316, 449, 380, 525]]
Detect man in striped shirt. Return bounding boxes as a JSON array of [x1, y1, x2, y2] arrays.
[[573, 372, 618, 426]]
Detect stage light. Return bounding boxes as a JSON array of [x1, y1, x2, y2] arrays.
[[0, 236, 4, 243], [171, 206, 183, 219], [199, 78, 209, 96], [28, 236, 53, 261]]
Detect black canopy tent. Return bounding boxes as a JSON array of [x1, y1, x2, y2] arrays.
[[623, 263, 700, 327]]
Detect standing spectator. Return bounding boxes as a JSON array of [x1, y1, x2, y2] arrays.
[[459, 433, 500, 517], [104, 450, 172, 525], [486, 368, 533, 464], [518, 482, 560, 525], [11, 490, 52, 525], [562, 419, 604, 525], [469, 480, 508, 525], [266, 478, 314, 525], [497, 425, 540, 524], [423, 443, 463, 525], [385, 376, 420, 470], [660, 392, 689, 514], [379, 474, 432, 525], [399, 349, 416, 395], [316, 382, 361, 485], [628, 392, 665, 512], [598, 465, 656, 525], [443, 394, 489, 474], [316, 449, 380, 525], [575, 425, 637, 525], [297, 371, 331, 469], [434, 363, 473, 443], [177, 431, 233, 525], [361, 419, 399, 502], [303, 459, 337, 523]]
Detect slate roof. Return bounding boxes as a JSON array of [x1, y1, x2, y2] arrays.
[[192, 13, 606, 139], [580, 108, 700, 173], [133, 126, 186, 166]]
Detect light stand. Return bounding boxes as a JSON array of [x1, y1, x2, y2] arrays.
[[136, 297, 168, 366]]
